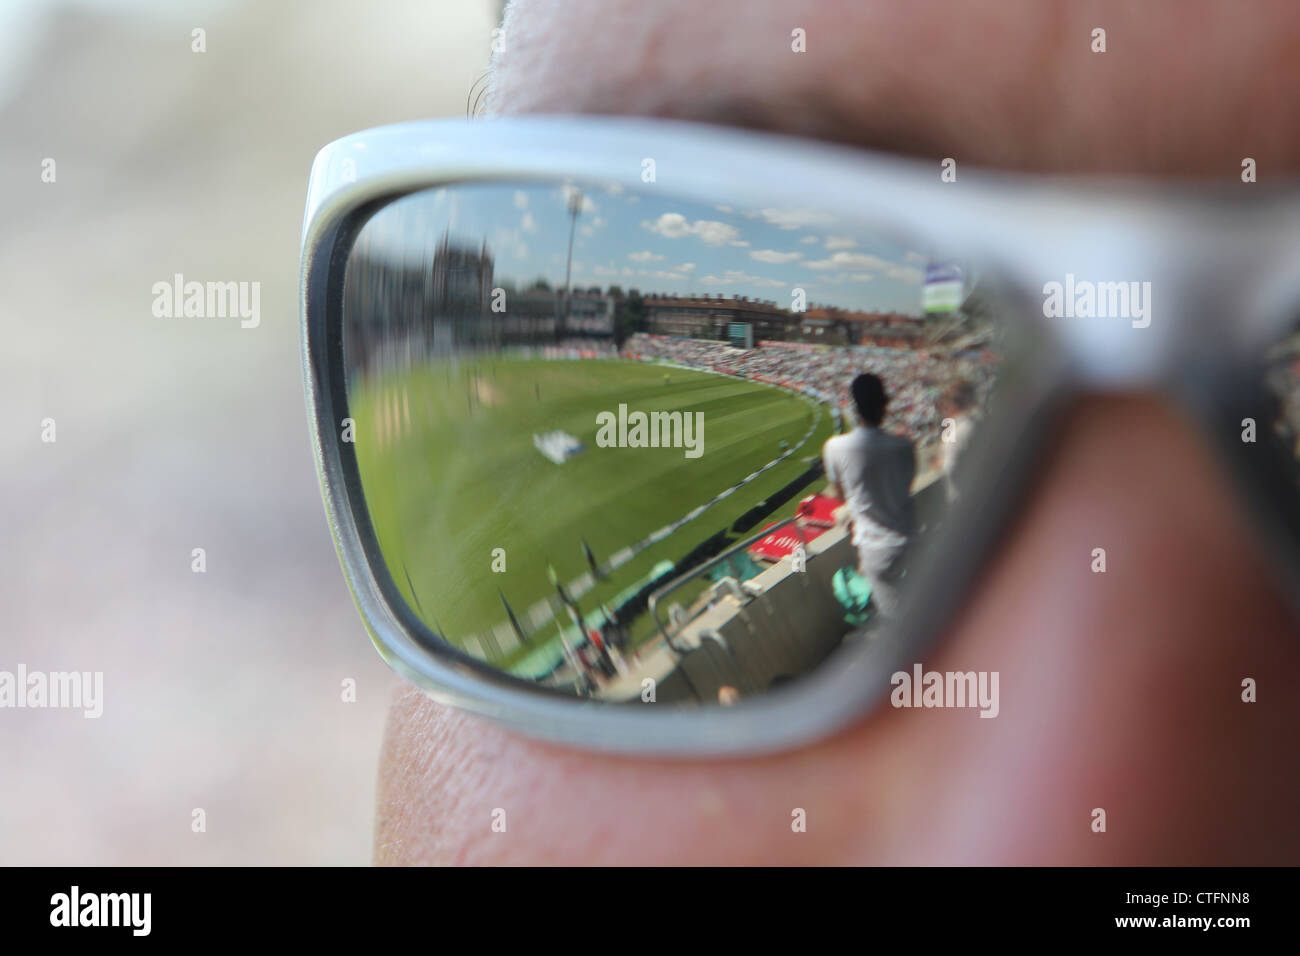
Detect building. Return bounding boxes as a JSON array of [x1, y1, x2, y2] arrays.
[[430, 231, 494, 321], [343, 231, 496, 369], [791, 305, 929, 349], [851, 312, 929, 349], [793, 306, 854, 345], [566, 289, 616, 336], [643, 293, 791, 342], [498, 283, 560, 342]]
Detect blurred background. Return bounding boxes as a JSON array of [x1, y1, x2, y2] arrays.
[[0, 0, 497, 864]]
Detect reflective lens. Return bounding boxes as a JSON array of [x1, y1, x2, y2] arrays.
[[342, 180, 1015, 705], [1264, 318, 1300, 486]]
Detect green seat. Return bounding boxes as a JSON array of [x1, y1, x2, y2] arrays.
[[831, 566, 874, 627]]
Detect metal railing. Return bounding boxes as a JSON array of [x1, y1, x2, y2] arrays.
[[647, 514, 826, 650]]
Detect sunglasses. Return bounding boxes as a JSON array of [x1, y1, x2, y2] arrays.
[[299, 116, 1300, 755]]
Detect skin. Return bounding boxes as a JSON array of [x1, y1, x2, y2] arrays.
[[374, 0, 1300, 864]]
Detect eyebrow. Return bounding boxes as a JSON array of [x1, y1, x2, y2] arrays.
[[487, 0, 980, 166], [646, 88, 951, 162], [494, 84, 957, 174]]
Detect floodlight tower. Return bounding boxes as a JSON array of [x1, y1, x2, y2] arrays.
[[560, 187, 583, 339]]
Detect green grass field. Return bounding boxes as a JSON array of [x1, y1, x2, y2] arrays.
[[351, 356, 834, 670]]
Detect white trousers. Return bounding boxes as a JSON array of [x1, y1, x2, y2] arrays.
[[856, 536, 908, 618]]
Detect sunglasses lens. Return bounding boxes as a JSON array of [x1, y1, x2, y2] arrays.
[[341, 180, 1020, 705], [1264, 319, 1300, 492]]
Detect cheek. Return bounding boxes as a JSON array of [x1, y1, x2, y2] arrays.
[[375, 691, 906, 865], [902, 398, 1300, 863]]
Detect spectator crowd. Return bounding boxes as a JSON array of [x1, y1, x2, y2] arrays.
[[622, 333, 1000, 448]]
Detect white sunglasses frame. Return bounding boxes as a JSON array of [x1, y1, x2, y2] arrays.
[[301, 115, 1300, 756]]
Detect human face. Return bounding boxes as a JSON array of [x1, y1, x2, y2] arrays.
[[373, 0, 1300, 864]]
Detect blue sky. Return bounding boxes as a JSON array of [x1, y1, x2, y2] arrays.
[[363, 181, 931, 315]]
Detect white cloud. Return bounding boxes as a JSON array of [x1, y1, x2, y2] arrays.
[[904, 250, 928, 264], [559, 183, 599, 214], [642, 212, 742, 246], [804, 251, 923, 283], [577, 215, 608, 238], [759, 208, 837, 230], [513, 191, 529, 211], [492, 226, 529, 261], [699, 269, 787, 288], [643, 213, 692, 239], [521, 212, 537, 233], [824, 235, 857, 250], [750, 249, 803, 265], [628, 250, 665, 262], [715, 204, 734, 214], [805, 252, 877, 271], [695, 221, 743, 245], [679, 262, 697, 273], [798, 235, 820, 245]]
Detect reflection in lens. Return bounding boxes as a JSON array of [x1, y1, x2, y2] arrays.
[[1265, 319, 1300, 481], [342, 181, 1010, 706]]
